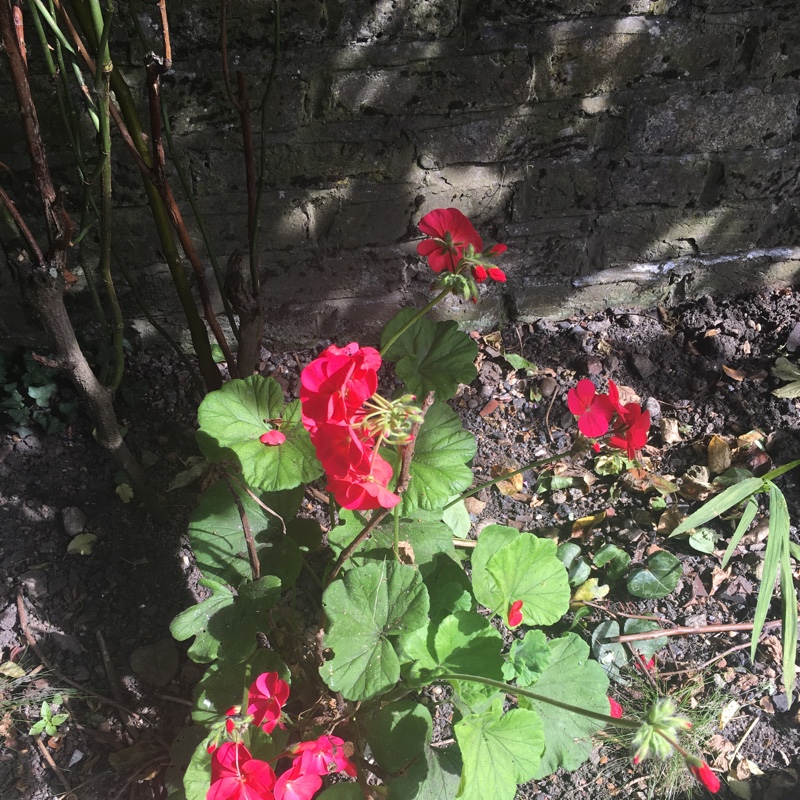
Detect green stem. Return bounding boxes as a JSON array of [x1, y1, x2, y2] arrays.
[[443, 450, 571, 510], [439, 673, 639, 730], [393, 505, 400, 560], [380, 289, 450, 356]]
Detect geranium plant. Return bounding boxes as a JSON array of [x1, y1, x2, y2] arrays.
[[167, 209, 720, 799]]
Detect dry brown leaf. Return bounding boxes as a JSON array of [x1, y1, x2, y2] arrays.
[[708, 434, 733, 474], [657, 508, 684, 536], [491, 464, 524, 496], [707, 734, 735, 771], [464, 497, 486, 515], [719, 699, 740, 730], [571, 511, 606, 537], [761, 634, 783, 666], [759, 695, 775, 714], [709, 566, 732, 595], [616, 384, 641, 406], [660, 417, 682, 444], [742, 341, 751, 355], [722, 364, 747, 381], [705, 328, 721, 337]]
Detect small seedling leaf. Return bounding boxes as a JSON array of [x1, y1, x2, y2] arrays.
[[627, 551, 682, 599], [67, 533, 97, 555]]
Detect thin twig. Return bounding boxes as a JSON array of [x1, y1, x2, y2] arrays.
[[35, 737, 74, 797], [607, 619, 781, 644], [156, 0, 171, 66], [223, 474, 260, 580], [95, 630, 135, 744], [225, 470, 287, 534], [0, 183, 44, 264]]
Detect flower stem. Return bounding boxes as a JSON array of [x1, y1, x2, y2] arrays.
[[393, 505, 400, 560], [443, 450, 572, 509], [380, 289, 450, 356], [438, 673, 640, 730]]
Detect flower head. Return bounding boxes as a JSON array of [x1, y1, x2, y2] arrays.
[[208, 742, 276, 800], [273, 752, 322, 800], [247, 672, 290, 735], [567, 380, 618, 437], [609, 403, 651, 460], [260, 430, 286, 446], [417, 208, 483, 274], [293, 735, 356, 777]]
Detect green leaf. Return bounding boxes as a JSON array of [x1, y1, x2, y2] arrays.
[[778, 513, 798, 702], [29, 719, 46, 736], [329, 510, 456, 572], [591, 621, 626, 682], [321, 561, 429, 700], [722, 498, 759, 568], [381, 310, 478, 401], [473, 528, 570, 625], [189, 481, 303, 587], [442, 500, 471, 537], [183, 736, 212, 800], [434, 611, 504, 679], [751, 484, 787, 664], [165, 726, 207, 800], [399, 403, 476, 514], [502, 354, 537, 373], [423, 553, 473, 621], [556, 542, 591, 586], [688, 528, 720, 554], [501, 629, 551, 687], [521, 633, 609, 778], [592, 543, 630, 581], [623, 619, 668, 662], [170, 576, 282, 664], [626, 552, 682, 599], [27, 382, 57, 408], [387, 744, 462, 800], [454, 700, 544, 800], [197, 376, 322, 491], [669, 477, 764, 537], [761, 458, 800, 482], [317, 786, 364, 800], [367, 700, 432, 773]]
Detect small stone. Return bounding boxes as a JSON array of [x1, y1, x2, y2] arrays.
[[62, 507, 87, 537], [464, 497, 486, 515], [631, 353, 658, 379], [130, 639, 179, 687], [644, 397, 662, 421], [539, 377, 557, 398], [19, 570, 48, 602]]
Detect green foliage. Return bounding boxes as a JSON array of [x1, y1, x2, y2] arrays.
[[197, 375, 322, 492], [626, 551, 682, 599], [669, 460, 800, 699], [381, 309, 478, 401], [29, 695, 69, 737], [367, 700, 432, 773]]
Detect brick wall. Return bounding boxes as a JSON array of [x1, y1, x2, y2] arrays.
[[2, 0, 800, 347]]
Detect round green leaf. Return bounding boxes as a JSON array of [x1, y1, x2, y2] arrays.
[[381, 310, 478, 401], [197, 375, 322, 491], [434, 611, 504, 679], [626, 551, 682, 599], [387, 744, 462, 800], [399, 403, 476, 515], [367, 700, 433, 773], [321, 561, 429, 700], [473, 529, 570, 626]]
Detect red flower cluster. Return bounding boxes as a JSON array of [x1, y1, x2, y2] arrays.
[[567, 380, 651, 460], [417, 208, 508, 284], [300, 344, 400, 511], [208, 673, 356, 800]]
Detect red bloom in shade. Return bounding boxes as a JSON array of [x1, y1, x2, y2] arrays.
[[609, 404, 651, 460], [273, 752, 322, 800], [417, 208, 484, 273], [309, 422, 374, 477], [326, 453, 400, 510], [300, 343, 381, 433], [208, 742, 276, 800], [689, 761, 721, 793], [260, 430, 286, 446], [247, 673, 290, 735], [568, 380, 617, 437], [608, 697, 623, 719], [507, 599, 524, 627], [293, 735, 357, 777]]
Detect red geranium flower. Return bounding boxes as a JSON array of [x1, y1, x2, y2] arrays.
[[208, 742, 276, 800], [293, 735, 357, 777], [507, 599, 524, 628], [326, 453, 400, 510], [608, 697, 623, 719], [300, 343, 381, 433], [567, 379, 617, 437], [609, 404, 651, 460], [417, 208, 484, 274], [247, 672, 290, 735], [273, 752, 322, 800], [309, 422, 374, 478], [689, 761, 720, 793]]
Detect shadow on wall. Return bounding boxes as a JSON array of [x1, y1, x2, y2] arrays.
[[3, 0, 800, 348]]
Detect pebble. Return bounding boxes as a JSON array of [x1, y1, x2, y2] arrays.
[[539, 377, 557, 398], [129, 639, 179, 687], [62, 507, 87, 536], [631, 353, 658, 379], [644, 397, 662, 421]]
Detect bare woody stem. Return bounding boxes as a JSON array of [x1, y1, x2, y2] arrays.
[[607, 619, 782, 644], [223, 474, 260, 580]]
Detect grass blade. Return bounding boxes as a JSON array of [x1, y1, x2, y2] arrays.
[[750, 484, 786, 663], [721, 498, 759, 568], [772, 487, 798, 702], [670, 478, 763, 537], [761, 458, 800, 482]]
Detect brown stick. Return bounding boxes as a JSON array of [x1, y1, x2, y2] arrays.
[[607, 619, 782, 644], [0, 183, 44, 264], [223, 474, 261, 580], [35, 738, 73, 797], [157, 0, 171, 67]]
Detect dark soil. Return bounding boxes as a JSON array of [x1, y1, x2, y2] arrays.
[[2, 287, 800, 800]]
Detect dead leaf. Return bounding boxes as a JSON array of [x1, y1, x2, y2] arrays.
[[708, 435, 733, 475], [571, 578, 609, 605], [761, 635, 783, 666], [719, 699, 740, 730], [571, 511, 606, 537], [615, 384, 641, 406], [659, 417, 682, 444], [707, 733, 735, 770], [491, 463, 523, 496], [397, 541, 415, 566], [678, 465, 717, 500], [709, 566, 732, 595], [722, 364, 747, 381], [657, 508, 684, 536], [464, 497, 486, 515], [705, 328, 721, 337], [759, 695, 775, 714]]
